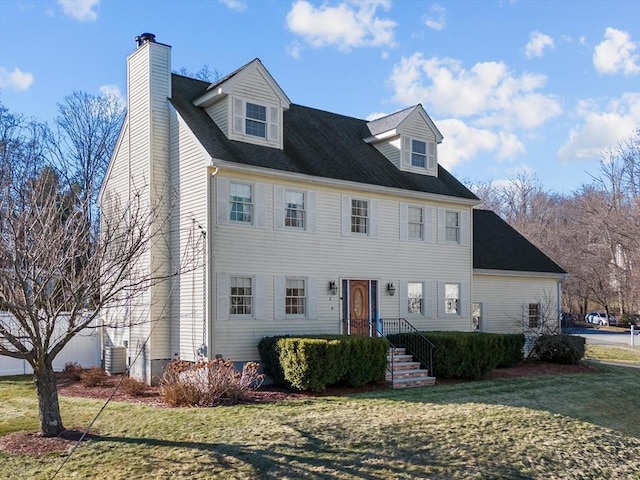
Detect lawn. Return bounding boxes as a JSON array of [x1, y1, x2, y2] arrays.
[[1, 362, 639, 479]]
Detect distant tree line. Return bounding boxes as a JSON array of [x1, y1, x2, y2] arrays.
[[466, 129, 640, 320]]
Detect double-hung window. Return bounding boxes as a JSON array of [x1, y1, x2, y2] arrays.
[[285, 278, 306, 316], [528, 303, 540, 328], [230, 277, 252, 315], [408, 206, 424, 240], [411, 139, 427, 168], [285, 190, 305, 229], [351, 199, 369, 234], [445, 210, 460, 243], [245, 102, 267, 138], [408, 282, 423, 315], [229, 183, 253, 224], [445, 283, 459, 314]]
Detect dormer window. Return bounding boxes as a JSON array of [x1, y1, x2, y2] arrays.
[[245, 103, 267, 138], [401, 135, 437, 175], [411, 140, 427, 168]]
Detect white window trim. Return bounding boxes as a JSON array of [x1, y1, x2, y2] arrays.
[[216, 177, 266, 228], [217, 273, 265, 320], [399, 280, 433, 318], [400, 203, 434, 243], [274, 187, 317, 233], [437, 207, 469, 246], [275, 276, 318, 320], [232, 97, 279, 143], [438, 281, 466, 318], [341, 195, 378, 237], [402, 135, 437, 175]]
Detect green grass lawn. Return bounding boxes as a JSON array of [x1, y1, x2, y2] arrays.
[[585, 344, 640, 363], [1, 363, 640, 480]]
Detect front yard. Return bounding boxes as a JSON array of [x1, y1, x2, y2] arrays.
[[1, 356, 639, 479]]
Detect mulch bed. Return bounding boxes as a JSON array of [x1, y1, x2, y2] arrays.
[[0, 361, 596, 456]]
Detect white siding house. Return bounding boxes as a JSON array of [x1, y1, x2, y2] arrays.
[[99, 35, 566, 382]]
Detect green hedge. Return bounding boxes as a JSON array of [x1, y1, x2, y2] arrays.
[[386, 331, 524, 380], [531, 334, 585, 364], [257, 335, 388, 392]]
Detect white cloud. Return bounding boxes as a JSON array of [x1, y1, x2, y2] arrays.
[[219, 0, 247, 12], [436, 119, 525, 170], [525, 31, 554, 59], [365, 112, 389, 121], [0, 67, 34, 92], [557, 93, 639, 162], [99, 84, 126, 110], [593, 27, 640, 75], [424, 3, 446, 31], [57, 0, 99, 22], [388, 53, 561, 129], [285, 0, 397, 53]]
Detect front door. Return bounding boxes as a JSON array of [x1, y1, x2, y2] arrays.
[[349, 280, 370, 336]]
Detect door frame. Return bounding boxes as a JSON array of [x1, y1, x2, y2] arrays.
[[341, 278, 379, 336]]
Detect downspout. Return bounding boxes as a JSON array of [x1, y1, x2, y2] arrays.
[[207, 163, 219, 360]]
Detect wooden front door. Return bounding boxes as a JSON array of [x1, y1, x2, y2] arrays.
[[349, 280, 370, 336]]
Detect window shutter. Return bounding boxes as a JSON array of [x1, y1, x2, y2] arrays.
[[268, 106, 279, 142], [437, 208, 445, 244], [274, 276, 285, 320], [460, 209, 469, 246], [399, 203, 408, 241], [437, 282, 445, 318], [307, 191, 317, 233], [424, 206, 435, 243], [255, 183, 266, 228], [255, 275, 265, 320], [428, 142, 436, 170], [424, 281, 433, 318], [370, 199, 379, 237], [232, 98, 244, 135], [307, 277, 318, 319], [399, 281, 408, 317], [274, 186, 284, 230], [401, 136, 411, 166], [216, 177, 229, 225], [459, 282, 467, 317], [216, 273, 229, 320], [341, 195, 351, 236]]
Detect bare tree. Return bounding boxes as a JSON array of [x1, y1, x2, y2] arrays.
[[0, 103, 200, 437]]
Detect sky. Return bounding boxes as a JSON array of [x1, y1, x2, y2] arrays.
[[1, 0, 639, 194]]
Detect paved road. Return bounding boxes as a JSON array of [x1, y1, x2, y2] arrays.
[[570, 327, 640, 348]]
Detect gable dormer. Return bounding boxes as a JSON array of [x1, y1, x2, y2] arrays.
[[192, 59, 291, 150], [364, 105, 443, 177]]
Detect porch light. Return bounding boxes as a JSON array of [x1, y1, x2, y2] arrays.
[[387, 282, 396, 296], [329, 280, 338, 296]]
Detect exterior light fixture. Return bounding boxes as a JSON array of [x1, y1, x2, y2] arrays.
[[329, 280, 338, 296], [387, 282, 396, 296]]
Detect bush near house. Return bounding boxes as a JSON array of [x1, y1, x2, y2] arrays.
[[258, 335, 388, 392], [406, 332, 525, 380], [531, 334, 586, 364]]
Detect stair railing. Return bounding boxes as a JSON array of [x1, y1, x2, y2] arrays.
[[379, 318, 434, 376]]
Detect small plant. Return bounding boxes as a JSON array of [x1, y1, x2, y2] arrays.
[[121, 376, 148, 396], [80, 367, 109, 387], [159, 358, 264, 407], [531, 334, 586, 364], [62, 362, 84, 381]]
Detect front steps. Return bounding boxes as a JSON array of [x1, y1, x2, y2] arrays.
[[386, 347, 436, 389]]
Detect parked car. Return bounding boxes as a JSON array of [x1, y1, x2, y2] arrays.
[[586, 312, 616, 326]]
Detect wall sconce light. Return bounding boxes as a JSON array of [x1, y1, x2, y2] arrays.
[[329, 280, 338, 296], [387, 282, 396, 296]]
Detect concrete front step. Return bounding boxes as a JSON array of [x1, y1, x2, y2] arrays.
[[387, 376, 436, 388], [386, 368, 430, 379]]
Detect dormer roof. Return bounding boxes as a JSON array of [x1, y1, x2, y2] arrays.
[[193, 58, 291, 109], [364, 104, 443, 143]]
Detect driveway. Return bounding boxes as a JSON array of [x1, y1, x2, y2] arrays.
[[571, 326, 637, 348]]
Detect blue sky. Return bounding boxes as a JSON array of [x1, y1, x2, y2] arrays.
[[1, 0, 639, 194]]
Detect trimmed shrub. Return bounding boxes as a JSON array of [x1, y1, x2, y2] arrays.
[[80, 367, 109, 387], [259, 335, 388, 391], [159, 358, 264, 407], [531, 334, 585, 364], [497, 334, 526, 368]]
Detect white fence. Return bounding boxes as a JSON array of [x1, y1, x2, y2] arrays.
[[0, 312, 101, 376]]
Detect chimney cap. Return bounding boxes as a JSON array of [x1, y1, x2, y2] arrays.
[[135, 33, 156, 47]]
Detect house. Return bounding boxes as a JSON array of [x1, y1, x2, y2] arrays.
[[99, 34, 566, 383]]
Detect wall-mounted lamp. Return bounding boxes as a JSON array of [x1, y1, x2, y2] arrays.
[[329, 280, 338, 296], [387, 282, 396, 296]]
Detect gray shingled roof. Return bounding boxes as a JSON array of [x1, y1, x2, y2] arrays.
[[473, 209, 566, 274], [365, 106, 415, 136], [170, 74, 478, 200]]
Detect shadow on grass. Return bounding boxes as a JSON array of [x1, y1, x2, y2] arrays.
[[353, 363, 640, 437], [86, 431, 532, 479]]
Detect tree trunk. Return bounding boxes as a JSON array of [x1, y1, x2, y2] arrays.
[[33, 360, 65, 437]]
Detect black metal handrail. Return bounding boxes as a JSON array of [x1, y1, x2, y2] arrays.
[[380, 318, 434, 375]]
